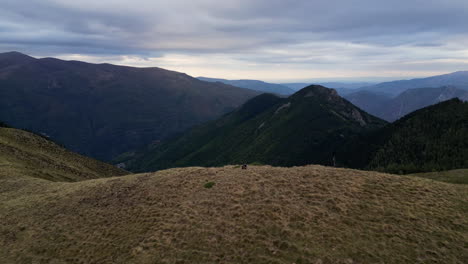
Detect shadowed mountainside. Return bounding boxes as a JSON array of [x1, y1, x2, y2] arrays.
[[127, 87, 468, 175], [341, 99, 468, 173], [126, 85, 386, 172], [0, 51, 259, 161]]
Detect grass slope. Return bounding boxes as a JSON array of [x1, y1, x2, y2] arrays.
[[0, 127, 127, 182], [409, 169, 468, 184], [1, 165, 466, 263]]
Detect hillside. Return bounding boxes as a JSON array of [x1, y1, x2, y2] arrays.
[[360, 71, 468, 96], [343, 99, 468, 173], [0, 126, 127, 182], [198, 77, 295, 95], [345, 86, 468, 121], [0, 52, 259, 161], [0, 165, 466, 263], [408, 169, 468, 184], [127, 85, 386, 172]]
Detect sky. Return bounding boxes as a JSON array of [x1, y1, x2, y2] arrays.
[[1, 0, 468, 82]]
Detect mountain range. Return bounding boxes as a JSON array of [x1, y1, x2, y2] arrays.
[[198, 77, 295, 95], [345, 86, 468, 121], [1, 52, 467, 264], [2, 51, 467, 174], [359, 71, 468, 96], [0, 52, 259, 161], [2, 51, 468, 162], [126, 86, 468, 174], [201, 71, 468, 101], [282, 82, 376, 91], [125, 85, 386, 172]]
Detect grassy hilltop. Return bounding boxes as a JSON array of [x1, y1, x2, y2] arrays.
[[1, 165, 466, 263]]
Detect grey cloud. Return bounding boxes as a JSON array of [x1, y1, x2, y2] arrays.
[[1, 0, 467, 53], [0, 0, 467, 79]]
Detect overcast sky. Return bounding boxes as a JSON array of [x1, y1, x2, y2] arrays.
[[1, 0, 468, 82]]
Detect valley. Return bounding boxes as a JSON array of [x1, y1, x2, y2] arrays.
[[345, 86, 468, 121]]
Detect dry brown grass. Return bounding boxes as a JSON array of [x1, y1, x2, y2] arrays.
[[1, 165, 466, 264]]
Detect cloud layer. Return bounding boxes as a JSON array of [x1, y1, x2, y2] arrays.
[[1, 0, 468, 81]]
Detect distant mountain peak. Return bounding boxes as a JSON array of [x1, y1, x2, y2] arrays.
[[0, 51, 36, 67], [295, 84, 338, 97], [306, 85, 338, 96], [0, 51, 35, 60], [292, 85, 343, 106], [291, 85, 372, 126]]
